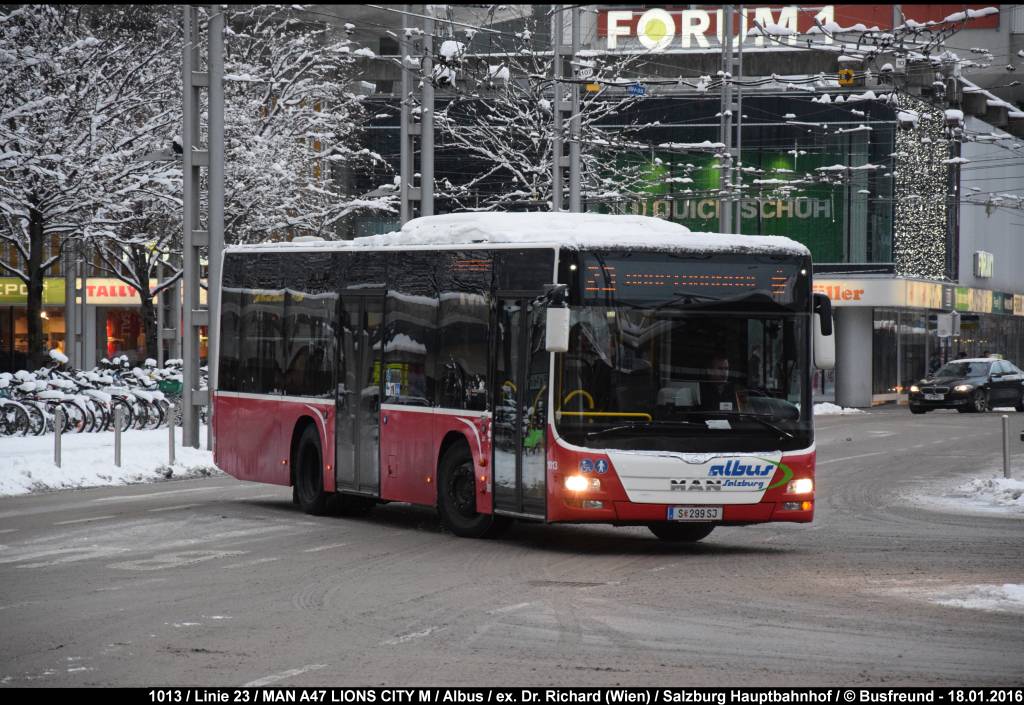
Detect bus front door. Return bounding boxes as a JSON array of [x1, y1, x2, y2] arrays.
[[492, 295, 547, 519], [336, 295, 384, 496]]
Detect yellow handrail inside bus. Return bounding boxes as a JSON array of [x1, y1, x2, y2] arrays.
[[562, 389, 595, 410], [558, 411, 653, 421]]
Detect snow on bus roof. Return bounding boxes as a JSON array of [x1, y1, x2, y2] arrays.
[[231, 213, 809, 256]]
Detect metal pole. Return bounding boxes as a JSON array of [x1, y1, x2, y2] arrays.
[[63, 245, 76, 368], [1003, 415, 1012, 479], [157, 261, 165, 368], [735, 5, 744, 231], [169, 403, 176, 465], [114, 406, 123, 468], [718, 5, 734, 234], [54, 408, 63, 468], [421, 6, 434, 217], [552, 6, 565, 211], [182, 5, 199, 448], [568, 6, 582, 212], [399, 4, 413, 224], [207, 4, 224, 452], [75, 256, 85, 367]]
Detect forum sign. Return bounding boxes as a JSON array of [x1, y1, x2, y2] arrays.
[[597, 5, 999, 51], [602, 6, 838, 50]]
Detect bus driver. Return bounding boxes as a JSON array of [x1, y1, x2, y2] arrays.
[[699, 353, 741, 412]]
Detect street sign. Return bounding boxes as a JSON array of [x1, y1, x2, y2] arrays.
[[628, 82, 646, 96], [577, 67, 594, 79], [585, 82, 601, 92], [837, 68, 855, 86]]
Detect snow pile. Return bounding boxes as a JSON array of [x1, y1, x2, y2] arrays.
[[0, 427, 219, 496], [946, 476, 1024, 512], [911, 472, 1024, 517], [814, 402, 865, 416], [932, 584, 1024, 614], [344, 213, 811, 256]]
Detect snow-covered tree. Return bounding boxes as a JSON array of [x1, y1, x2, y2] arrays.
[[429, 14, 655, 211], [222, 5, 395, 243], [0, 5, 181, 367], [88, 168, 183, 361]]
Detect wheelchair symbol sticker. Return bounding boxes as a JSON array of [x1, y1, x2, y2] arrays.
[[580, 459, 594, 473]]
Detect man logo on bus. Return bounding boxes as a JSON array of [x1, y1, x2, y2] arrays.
[[595, 459, 609, 474], [670, 479, 723, 491]]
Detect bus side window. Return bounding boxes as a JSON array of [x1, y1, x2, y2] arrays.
[[437, 252, 491, 411], [219, 285, 242, 392], [385, 253, 438, 407]]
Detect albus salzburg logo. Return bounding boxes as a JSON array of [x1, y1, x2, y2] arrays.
[[670, 458, 793, 491]]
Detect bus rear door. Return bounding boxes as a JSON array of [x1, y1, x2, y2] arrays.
[[336, 293, 385, 496]]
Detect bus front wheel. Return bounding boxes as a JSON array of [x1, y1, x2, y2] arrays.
[[295, 424, 331, 516], [648, 522, 715, 543], [438, 443, 510, 539]]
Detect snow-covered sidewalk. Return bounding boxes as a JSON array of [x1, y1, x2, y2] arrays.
[[910, 472, 1024, 517], [0, 426, 220, 496], [814, 402, 866, 415]]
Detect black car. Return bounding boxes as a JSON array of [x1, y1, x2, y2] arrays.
[[909, 358, 1024, 414]]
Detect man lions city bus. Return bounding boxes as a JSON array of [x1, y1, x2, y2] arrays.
[[213, 213, 834, 543]]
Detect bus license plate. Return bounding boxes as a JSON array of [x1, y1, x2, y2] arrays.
[[668, 506, 722, 521], [924, 393, 944, 401]]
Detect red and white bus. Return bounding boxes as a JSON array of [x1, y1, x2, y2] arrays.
[[213, 213, 834, 542]]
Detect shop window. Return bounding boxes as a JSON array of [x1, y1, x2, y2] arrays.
[[872, 308, 899, 395], [102, 307, 145, 362]]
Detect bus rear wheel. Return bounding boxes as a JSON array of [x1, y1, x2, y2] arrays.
[[295, 425, 331, 516], [648, 522, 715, 543], [438, 443, 509, 539]]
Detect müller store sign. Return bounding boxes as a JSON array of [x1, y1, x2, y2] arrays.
[[598, 5, 999, 51], [814, 278, 1024, 315]]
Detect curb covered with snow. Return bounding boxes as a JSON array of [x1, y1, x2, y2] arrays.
[[909, 473, 1024, 517], [0, 426, 220, 496], [814, 402, 866, 416]]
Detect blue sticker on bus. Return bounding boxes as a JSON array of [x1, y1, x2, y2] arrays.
[[580, 459, 594, 473], [595, 459, 608, 474]]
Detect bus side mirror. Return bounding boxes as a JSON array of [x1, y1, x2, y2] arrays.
[[546, 307, 570, 353], [813, 293, 835, 370], [544, 284, 570, 353]]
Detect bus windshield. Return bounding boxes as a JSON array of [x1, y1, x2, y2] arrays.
[[554, 252, 812, 453]]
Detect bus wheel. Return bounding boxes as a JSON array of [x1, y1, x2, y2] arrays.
[[647, 522, 715, 543], [295, 425, 331, 516], [438, 443, 510, 539]]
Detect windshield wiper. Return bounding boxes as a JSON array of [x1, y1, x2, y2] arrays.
[[727, 413, 795, 440], [661, 411, 796, 440], [584, 420, 705, 440]]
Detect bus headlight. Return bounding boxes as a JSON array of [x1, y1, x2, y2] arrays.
[[787, 478, 814, 495], [564, 475, 600, 492], [909, 385, 920, 393]]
